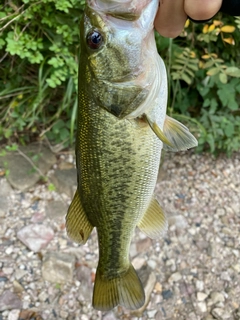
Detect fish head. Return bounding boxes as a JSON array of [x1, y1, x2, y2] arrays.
[[80, 0, 159, 118]]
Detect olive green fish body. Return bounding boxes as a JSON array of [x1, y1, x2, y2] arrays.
[[66, 0, 198, 311]]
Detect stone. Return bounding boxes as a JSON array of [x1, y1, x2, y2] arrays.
[[50, 168, 77, 197], [168, 272, 182, 283], [4, 143, 56, 191], [196, 280, 204, 291], [42, 252, 75, 283], [13, 280, 24, 294], [0, 290, 22, 311], [154, 282, 162, 293], [102, 312, 118, 320], [136, 237, 152, 253], [0, 180, 12, 213], [197, 292, 208, 301], [232, 264, 240, 273], [14, 269, 28, 281], [162, 290, 173, 300], [45, 200, 68, 219], [17, 224, 54, 252], [197, 302, 207, 313], [7, 309, 20, 320], [132, 257, 146, 270], [210, 292, 225, 304], [131, 264, 156, 316], [211, 308, 231, 320], [147, 309, 157, 318], [76, 265, 93, 301], [168, 215, 188, 229]]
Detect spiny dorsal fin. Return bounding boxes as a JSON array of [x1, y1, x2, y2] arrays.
[[66, 189, 93, 244], [163, 115, 198, 151], [138, 197, 168, 239], [93, 264, 145, 311]]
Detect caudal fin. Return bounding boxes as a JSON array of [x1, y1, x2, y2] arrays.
[[92, 264, 145, 311]]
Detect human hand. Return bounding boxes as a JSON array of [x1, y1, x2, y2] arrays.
[[154, 0, 223, 38]]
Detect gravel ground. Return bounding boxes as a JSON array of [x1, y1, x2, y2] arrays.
[[0, 150, 240, 320]]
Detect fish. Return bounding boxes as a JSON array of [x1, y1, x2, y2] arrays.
[[66, 0, 198, 311]]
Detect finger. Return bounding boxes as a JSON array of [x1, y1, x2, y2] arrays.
[[154, 0, 187, 38], [184, 0, 222, 21]]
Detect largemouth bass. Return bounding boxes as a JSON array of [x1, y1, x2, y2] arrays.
[[66, 0, 197, 311]]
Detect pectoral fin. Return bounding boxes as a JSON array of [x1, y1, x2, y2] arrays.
[[138, 197, 168, 239], [163, 116, 198, 151], [143, 114, 173, 147], [66, 189, 93, 244], [144, 113, 198, 152]]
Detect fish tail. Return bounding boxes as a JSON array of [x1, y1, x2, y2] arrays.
[[92, 264, 145, 311]]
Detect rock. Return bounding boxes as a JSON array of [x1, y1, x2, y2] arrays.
[[76, 265, 93, 301], [168, 272, 182, 283], [14, 269, 28, 281], [132, 257, 146, 270], [42, 252, 75, 283], [232, 264, 240, 273], [136, 237, 152, 253], [0, 180, 12, 213], [30, 211, 45, 223], [197, 292, 208, 301], [197, 302, 207, 313], [203, 316, 215, 320], [210, 292, 225, 304], [7, 309, 20, 320], [196, 280, 204, 291], [131, 264, 156, 316], [17, 224, 54, 252], [168, 215, 188, 229], [154, 282, 162, 293], [4, 143, 56, 191], [162, 290, 173, 300], [102, 312, 118, 320], [50, 168, 77, 197], [147, 309, 157, 318], [45, 200, 68, 219], [0, 290, 22, 311], [13, 280, 24, 294], [211, 308, 231, 320]]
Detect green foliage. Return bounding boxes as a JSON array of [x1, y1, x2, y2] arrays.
[[0, 0, 84, 148], [1, 2, 240, 156], [156, 15, 240, 156]]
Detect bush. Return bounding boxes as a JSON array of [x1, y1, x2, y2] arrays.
[[0, 0, 85, 147], [1, 2, 240, 155], [156, 15, 240, 156]]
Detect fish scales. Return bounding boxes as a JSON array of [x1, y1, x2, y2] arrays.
[[66, 0, 198, 311]]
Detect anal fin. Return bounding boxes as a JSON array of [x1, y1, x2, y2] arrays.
[[138, 197, 168, 239], [66, 189, 93, 244]]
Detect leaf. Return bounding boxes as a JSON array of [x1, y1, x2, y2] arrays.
[[223, 37, 235, 45], [219, 73, 228, 84], [181, 73, 192, 85], [207, 67, 220, 76], [208, 24, 215, 32], [203, 25, 209, 33], [202, 54, 211, 60], [225, 67, 240, 77], [221, 25, 236, 33], [224, 122, 234, 138]]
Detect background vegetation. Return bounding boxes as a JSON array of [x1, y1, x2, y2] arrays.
[[1, 0, 240, 155]]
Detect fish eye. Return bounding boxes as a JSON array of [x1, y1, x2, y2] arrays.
[[86, 30, 103, 50]]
